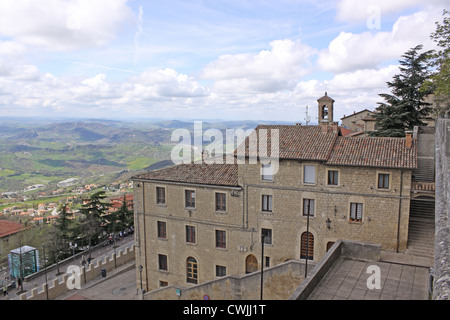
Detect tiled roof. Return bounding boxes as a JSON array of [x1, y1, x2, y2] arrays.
[[326, 136, 417, 169], [135, 125, 417, 186], [0, 220, 28, 238], [133, 162, 239, 187], [236, 125, 338, 161]]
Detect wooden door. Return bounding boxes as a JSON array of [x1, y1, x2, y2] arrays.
[[245, 254, 258, 274]]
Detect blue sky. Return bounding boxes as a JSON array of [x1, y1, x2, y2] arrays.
[[0, 0, 447, 122]]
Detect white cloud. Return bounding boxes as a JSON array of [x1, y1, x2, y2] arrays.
[[317, 10, 440, 73], [328, 65, 399, 91], [0, 0, 133, 51], [335, 0, 447, 23], [201, 39, 316, 93]]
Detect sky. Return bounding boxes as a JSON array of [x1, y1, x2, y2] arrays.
[[0, 0, 447, 123]]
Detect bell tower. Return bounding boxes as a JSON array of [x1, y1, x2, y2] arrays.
[[317, 92, 335, 124], [317, 92, 338, 132]]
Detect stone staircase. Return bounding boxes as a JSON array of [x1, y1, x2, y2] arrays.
[[406, 199, 435, 262]]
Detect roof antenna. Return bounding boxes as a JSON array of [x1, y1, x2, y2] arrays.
[[305, 105, 310, 125]]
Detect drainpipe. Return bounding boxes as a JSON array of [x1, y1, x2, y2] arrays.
[[396, 170, 404, 253]]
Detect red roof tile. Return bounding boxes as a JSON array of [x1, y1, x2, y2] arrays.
[[134, 162, 239, 187], [236, 125, 338, 161], [0, 220, 28, 238], [326, 136, 417, 169], [134, 125, 417, 186]]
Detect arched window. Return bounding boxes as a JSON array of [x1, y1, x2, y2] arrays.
[[301, 232, 314, 260], [245, 254, 258, 274], [186, 257, 198, 284]]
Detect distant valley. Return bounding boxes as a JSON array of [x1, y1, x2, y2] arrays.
[[0, 117, 294, 195]]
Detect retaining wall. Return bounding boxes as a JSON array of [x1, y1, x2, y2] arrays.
[[18, 244, 135, 300]]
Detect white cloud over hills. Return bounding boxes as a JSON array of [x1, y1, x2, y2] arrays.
[[0, 1, 447, 122]]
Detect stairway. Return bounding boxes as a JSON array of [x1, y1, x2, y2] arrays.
[[406, 199, 435, 260]]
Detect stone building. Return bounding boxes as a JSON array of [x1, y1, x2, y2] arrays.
[[132, 93, 418, 293], [340, 109, 376, 134]]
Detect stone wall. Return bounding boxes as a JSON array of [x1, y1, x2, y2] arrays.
[[289, 240, 381, 300], [134, 158, 412, 293], [433, 118, 450, 300], [17, 244, 135, 300], [143, 259, 309, 300], [133, 180, 247, 292], [240, 160, 412, 257]]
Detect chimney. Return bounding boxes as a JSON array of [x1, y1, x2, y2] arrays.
[[405, 131, 412, 148]]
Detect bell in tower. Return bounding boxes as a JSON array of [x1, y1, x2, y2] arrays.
[[317, 92, 335, 124]]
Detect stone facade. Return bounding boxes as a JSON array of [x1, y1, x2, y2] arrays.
[[133, 159, 413, 293], [132, 93, 416, 294], [341, 109, 375, 133]]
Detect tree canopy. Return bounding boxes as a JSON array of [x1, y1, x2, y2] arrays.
[[371, 45, 434, 137]]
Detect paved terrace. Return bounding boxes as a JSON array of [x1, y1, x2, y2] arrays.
[[306, 257, 428, 300], [289, 240, 430, 300]]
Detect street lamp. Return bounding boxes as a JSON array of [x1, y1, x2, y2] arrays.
[[42, 245, 49, 300], [260, 234, 265, 300], [139, 265, 143, 292]]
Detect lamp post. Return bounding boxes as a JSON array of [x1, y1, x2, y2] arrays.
[[305, 205, 310, 277], [260, 234, 265, 300], [139, 265, 143, 292], [42, 245, 49, 300]]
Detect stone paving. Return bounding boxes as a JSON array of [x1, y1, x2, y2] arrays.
[[307, 257, 429, 300]]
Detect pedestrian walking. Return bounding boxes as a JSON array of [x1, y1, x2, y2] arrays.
[[3, 284, 8, 297], [81, 255, 86, 266]]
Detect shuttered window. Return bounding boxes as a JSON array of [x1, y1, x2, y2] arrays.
[[262, 195, 273, 212], [156, 187, 166, 204], [215, 193, 226, 211], [185, 190, 195, 208], [350, 203, 363, 222], [378, 174, 390, 189], [303, 199, 315, 217], [186, 225, 196, 243]]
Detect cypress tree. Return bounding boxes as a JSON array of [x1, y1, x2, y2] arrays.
[[371, 45, 434, 137]]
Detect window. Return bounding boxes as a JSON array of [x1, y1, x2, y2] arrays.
[[350, 203, 363, 222], [262, 195, 273, 212], [327, 170, 339, 186], [261, 163, 273, 181], [157, 221, 166, 239], [265, 257, 270, 268], [186, 257, 198, 284], [158, 254, 168, 271], [303, 165, 316, 184], [300, 232, 314, 260], [216, 265, 226, 277], [215, 230, 226, 248], [378, 173, 390, 189], [261, 228, 272, 245], [186, 225, 196, 243], [156, 187, 166, 204], [215, 193, 226, 211], [303, 199, 315, 217], [159, 281, 168, 287], [185, 190, 195, 208]]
